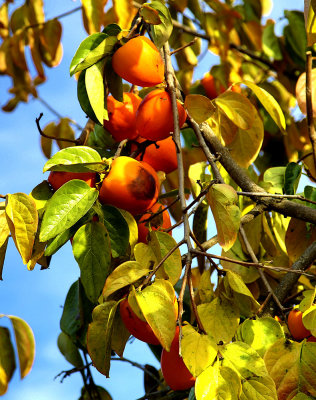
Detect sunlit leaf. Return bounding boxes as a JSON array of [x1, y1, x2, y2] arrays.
[[73, 221, 111, 303], [263, 167, 286, 194], [302, 305, 316, 336], [102, 261, 150, 299], [43, 146, 104, 173], [40, 180, 98, 242], [140, 4, 161, 24], [5, 193, 38, 265], [195, 362, 241, 400], [207, 184, 241, 251], [240, 375, 277, 400], [215, 91, 256, 130], [236, 317, 285, 357], [56, 118, 76, 150], [182, 323, 217, 377], [81, 0, 106, 34], [85, 59, 106, 125], [78, 70, 99, 124], [197, 297, 240, 344], [113, 0, 136, 30], [134, 279, 176, 350], [149, 1, 173, 48], [134, 242, 158, 271], [39, 19, 62, 67], [119, 209, 138, 253]]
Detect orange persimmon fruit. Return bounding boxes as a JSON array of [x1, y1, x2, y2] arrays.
[[201, 73, 225, 99], [48, 171, 97, 191], [98, 156, 159, 215], [287, 309, 311, 340], [134, 136, 178, 174], [120, 296, 178, 345], [160, 326, 196, 391], [137, 202, 172, 244], [103, 92, 142, 141], [136, 89, 187, 141], [112, 36, 164, 87]]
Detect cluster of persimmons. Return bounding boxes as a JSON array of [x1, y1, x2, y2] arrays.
[[48, 35, 194, 391]]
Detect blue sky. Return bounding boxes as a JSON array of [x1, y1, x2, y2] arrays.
[[0, 1, 304, 399]]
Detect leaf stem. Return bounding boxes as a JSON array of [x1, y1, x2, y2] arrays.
[[35, 113, 78, 144]]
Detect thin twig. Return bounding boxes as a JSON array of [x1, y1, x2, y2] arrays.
[[35, 113, 78, 144], [305, 51, 316, 170], [113, 139, 128, 159], [237, 191, 316, 206], [111, 357, 161, 384], [170, 38, 198, 55], [239, 226, 285, 314], [188, 267, 206, 333]]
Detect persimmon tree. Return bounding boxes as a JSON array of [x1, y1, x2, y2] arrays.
[[1, 0, 316, 399]]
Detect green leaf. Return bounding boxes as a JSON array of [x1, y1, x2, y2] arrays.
[[284, 162, 302, 195], [225, 271, 260, 312], [0, 327, 16, 395], [149, 231, 182, 285], [284, 11, 306, 69], [87, 301, 119, 377], [103, 23, 121, 36], [215, 92, 256, 130], [149, 1, 173, 48], [134, 242, 158, 271], [140, 4, 162, 24], [101, 205, 129, 258], [73, 221, 111, 303], [207, 184, 241, 251], [221, 341, 268, 379], [57, 332, 84, 368], [5, 193, 38, 265], [236, 317, 285, 357], [29, 181, 53, 216], [103, 261, 150, 299], [8, 316, 35, 379], [182, 323, 218, 377], [304, 186, 316, 210], [184, 94, 215, 123], [40, 180, 98, 242], [262, 21, 282, 61], [195, 362, 241, 400], [263, 167, 286, 194], [243, 81, 286, 131], [198, 297, 240, 344], [85, 58, 106, 125], [44, 229, 72, 256], [78, 69, 99, 124], [240, 375, 277, 400], [70, 33, 108, 76], [104, 57, 123, 102], [43, 146, 104, 173]]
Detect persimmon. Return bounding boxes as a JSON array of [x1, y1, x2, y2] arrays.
[[98, 156, 159, 215], [134, 136, 178, 174], [138, 202, 172, 244], [160, 326, 196, 391], [112, 36, 164, 87], [307, 335, 316, 342], [120, 297, 178, 345], [135, 89, 187, 141], [201, 73, 225, 99], [287, 309, 311, 340], [103, 92, 142, 141], [48, 171, 97, 191]]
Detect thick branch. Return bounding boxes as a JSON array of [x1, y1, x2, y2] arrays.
[[201, 123, 316, 224], [260, 241, 316, 316]]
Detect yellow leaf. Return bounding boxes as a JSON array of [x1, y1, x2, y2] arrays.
[[10, 30, 28, 71], [207, 184, 241, 251], [5, 193, 38, 265], [240, 375, 277, 400], [27, 0, 45, 25], [102, 261, 150, 299], [140, 4, 162, 24], [0, 3, 9, 39], [82, 0, 106, 34], [195, 362, 241, 400], [302, 305, 316, 336], [225, 271, 260, 312], [0, 327, 16, 395], [134, 242, 158, 271], [306, 3, 316, 46], [182, 323, 217, 377], [40, 121, 57, 159], [111, 308, 130, 357], [243, 80, 286, 131], [119, 209, 138, 253], [228, 109, 264, 168], [8, 316, 35, 379], [215, 91, 256, 130], [113, 0, 136, 30], [197, 297, 240, 344], [264, 339, 316, 398], [134, 279, 176, 350], [39, 19, 63, 68], [184, 94, 215, 123], [56, 118, 75, 150], [0, 210, 10, 248]]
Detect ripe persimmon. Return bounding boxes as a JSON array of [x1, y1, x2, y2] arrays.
[[133, 136, 178, 174], [288, 309, 311, 340], [201, 73, 225, 99], [138, 202, 172, 244], [160, 326, 196, 391], [120, 297, 178, 345], [307, 335, 316, 342], [112, 36, 164, 87], [103, 92, 142, 141], [98, 156, 159, 215], [136, 89, 187, 141], [48, 171, 97, 191]]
